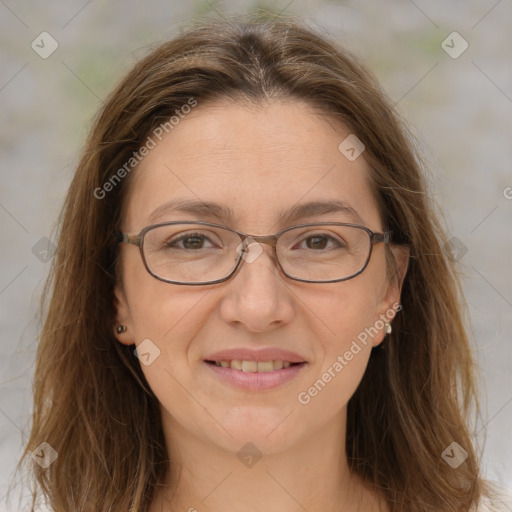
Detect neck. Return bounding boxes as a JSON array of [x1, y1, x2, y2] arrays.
[[151, 408, 387, 512]]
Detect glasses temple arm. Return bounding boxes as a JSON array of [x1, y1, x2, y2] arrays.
[[116, 232, 142, 246]]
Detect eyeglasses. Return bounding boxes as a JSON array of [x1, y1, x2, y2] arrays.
[[117, 221, 391, 285]]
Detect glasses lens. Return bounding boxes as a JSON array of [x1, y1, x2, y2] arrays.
[[142, 223, 241, 283], [277, 224, 371, 282]]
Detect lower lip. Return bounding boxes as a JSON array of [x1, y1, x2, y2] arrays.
[[204, 361, 307, 391]]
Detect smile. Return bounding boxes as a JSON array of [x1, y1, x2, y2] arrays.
[[206, 360, 300, 372], [204, 359, 307, 391]]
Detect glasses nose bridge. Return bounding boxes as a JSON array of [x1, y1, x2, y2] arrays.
[[236, 233, 280, 269], [242, 233, 279, 247]]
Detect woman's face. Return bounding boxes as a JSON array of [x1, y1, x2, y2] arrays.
[[115, 99, 406, 455]]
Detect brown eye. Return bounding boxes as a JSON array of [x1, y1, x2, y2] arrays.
[[293, 234, 346, 251], [171, 235, 208, 250]]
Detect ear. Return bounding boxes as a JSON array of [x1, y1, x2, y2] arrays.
[[371, 244, 410, 347], [113, 283, 134, 346]]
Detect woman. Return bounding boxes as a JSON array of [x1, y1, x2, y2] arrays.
[[15, 15, 508, 512]]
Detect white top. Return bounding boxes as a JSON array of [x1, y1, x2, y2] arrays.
[[476, 486, 512, 511]]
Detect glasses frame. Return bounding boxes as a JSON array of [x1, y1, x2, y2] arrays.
[[117, 220, 391, 285]]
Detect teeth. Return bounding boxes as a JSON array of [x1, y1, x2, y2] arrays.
[[212, 359, 299, 372], [231, 360, 242, 370], [257, 361, 274, 372], [241, 360, 258, 372]]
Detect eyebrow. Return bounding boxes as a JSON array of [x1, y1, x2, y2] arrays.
[[147, 198, 365, 226]]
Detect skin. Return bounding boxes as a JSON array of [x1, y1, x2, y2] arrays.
[[114, 99, 408, 512]]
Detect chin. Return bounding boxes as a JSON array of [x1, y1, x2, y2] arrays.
[[204, 406, 304, 455]]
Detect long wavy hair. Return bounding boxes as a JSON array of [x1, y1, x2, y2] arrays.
[[14, 14, 487, 511]]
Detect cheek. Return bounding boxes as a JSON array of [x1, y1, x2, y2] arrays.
[[122, 274, 216, 428], [120, 253, 217, 389], [300, 273, 383, 351], [121, 250, 206, 338], [294, 278, 382, 408], [293, 322, 373, 436]]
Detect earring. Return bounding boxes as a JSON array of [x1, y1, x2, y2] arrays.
[[116, 325, 127, 334], [385, 322, 392, 335]]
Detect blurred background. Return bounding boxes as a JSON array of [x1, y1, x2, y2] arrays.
[[1, 0, 511, 509]]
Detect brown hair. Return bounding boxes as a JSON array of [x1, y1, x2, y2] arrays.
[[14, 14, 487, 511]]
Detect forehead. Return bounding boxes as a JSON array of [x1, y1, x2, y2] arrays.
[[122, 99, 382, 233]]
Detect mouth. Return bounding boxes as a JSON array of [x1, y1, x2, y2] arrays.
[[203, 347, 308, 390], [205, 359, 305, 372], [204, 358, 308, 391]]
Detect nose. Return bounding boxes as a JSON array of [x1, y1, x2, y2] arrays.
[[218, 241, 295, 332]]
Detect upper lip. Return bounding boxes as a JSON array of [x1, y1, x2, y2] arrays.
[[205, 348, 307, 363]]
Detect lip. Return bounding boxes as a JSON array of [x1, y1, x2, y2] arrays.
[[203, 347, 308, 392], [205, 348, 307, 364], [204, 360, 307, 391]]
